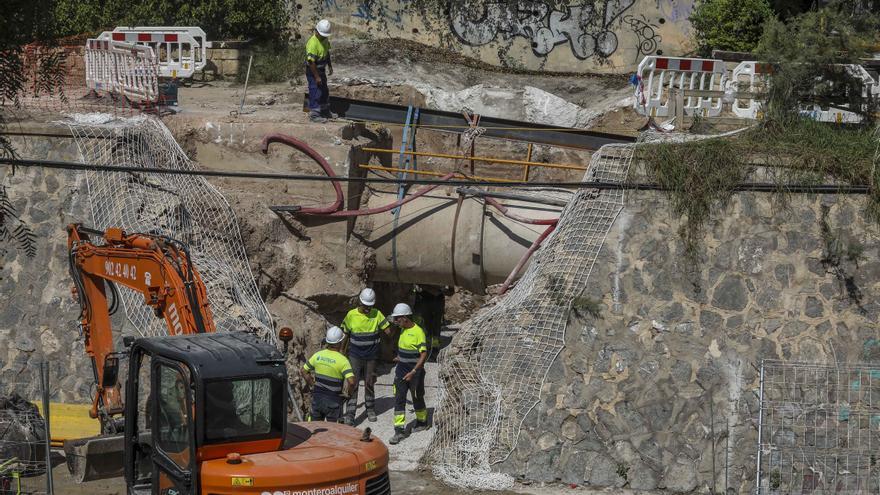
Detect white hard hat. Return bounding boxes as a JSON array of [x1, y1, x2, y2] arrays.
[[359, 288, 376, 306], [390, 303, 412, 318], [325, 325, 344, 344], [316, 19, 332, 37]]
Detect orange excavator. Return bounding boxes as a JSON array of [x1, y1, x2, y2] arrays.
[[64, 224, 390, 494]]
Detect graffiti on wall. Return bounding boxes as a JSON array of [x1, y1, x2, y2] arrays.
[[622, 14, 661, 61], [449, 0, 639, 60]]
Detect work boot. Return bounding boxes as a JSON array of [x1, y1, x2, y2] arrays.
[[413, 421, 429, 433], [389, 431, 406, 445], [367, 409, 377, 422], [321, 109, 338, 119], [309, 112, 327, 123]]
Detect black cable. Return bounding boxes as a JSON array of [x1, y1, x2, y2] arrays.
[[159, 235, 209, 334], [107, 280, 119, 316], [0, 157, 873, 194]]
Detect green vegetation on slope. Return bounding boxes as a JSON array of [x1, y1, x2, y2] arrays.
[[637, 120, 879, 257]]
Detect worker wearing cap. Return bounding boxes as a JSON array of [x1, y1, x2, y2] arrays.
[[306, 19, 335, 123], [301, 326, 355, 422], [341, 288, 389, 425], [385, 303, 428, 444]]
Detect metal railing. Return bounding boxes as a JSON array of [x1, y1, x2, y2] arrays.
[[756, 359, 880, 494]]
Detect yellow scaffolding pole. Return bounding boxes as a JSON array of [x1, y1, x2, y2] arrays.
[[358, 164, 518, 183], [360, 147, 587, 172]]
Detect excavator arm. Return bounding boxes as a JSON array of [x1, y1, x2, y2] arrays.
[[67, 224, 216, 431]]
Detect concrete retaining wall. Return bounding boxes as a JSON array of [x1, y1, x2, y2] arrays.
[[293, 0, 695, 74], [496, 191, 880, 492]]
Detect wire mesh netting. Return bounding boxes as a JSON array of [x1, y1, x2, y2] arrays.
[[1, 368, 50, 495], [757, 360, 880, 494], [63, 114, 274, 342], [426, 143, 638, 489]]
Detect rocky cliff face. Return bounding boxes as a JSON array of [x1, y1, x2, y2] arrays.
[[496, 192, 880, 493]]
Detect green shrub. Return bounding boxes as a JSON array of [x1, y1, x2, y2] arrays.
[[52, 0, 288, 42], [690, 0, 775, 55], [756, 8, 879, 122]]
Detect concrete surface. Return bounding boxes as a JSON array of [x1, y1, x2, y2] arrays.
[[344, 353, 442, 472]]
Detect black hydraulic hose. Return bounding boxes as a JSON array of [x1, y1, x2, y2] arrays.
[[1, 157, 875, 193], [107, 280, 119, 316], [161, 236, 209, 335]]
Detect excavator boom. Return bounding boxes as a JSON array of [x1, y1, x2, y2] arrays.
[[65, 224, 218, 482], [67, 224, 215, 428]]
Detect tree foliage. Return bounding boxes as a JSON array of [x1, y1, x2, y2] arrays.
[[52, 0, 289, 42], [689, 0, 776, 55], [756, 6, 879, 122]]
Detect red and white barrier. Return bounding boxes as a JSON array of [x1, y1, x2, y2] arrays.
[[85, 38, 158, 104], [99, 27, 208, 79], [798, 64, 880, 124], [729, 61, 773, 120], [634, 56, 728, 118]]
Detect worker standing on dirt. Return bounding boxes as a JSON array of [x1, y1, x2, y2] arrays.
[[341, 288, 390, 425], [306, 19, 336, 123], [385, 303, 429, 445], [301, 326, 355, 422]]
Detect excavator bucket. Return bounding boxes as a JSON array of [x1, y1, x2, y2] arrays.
[[63, 434, 124, 483]]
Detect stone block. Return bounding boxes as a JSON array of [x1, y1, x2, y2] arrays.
[[804, 295, 824, 318], [663, 458, 698, 492], [774, 263, 795, 288], [711, 275, 748, 312], [699, 310, 722, 332], [583, 452, 626, 488], [628, 460, 660, 490]]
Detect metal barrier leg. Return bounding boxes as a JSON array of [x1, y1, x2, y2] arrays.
[[40, 362, 53, 495]]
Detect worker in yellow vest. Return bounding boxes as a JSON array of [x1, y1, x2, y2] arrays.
[[301, 326, 355, 422], [341, 288, 389, 425], [305, 19, 336, 123], [385, 303, 428, 445]]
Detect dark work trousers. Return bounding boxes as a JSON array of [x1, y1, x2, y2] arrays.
[[393, 370, 427, 432], [345, 355, 377, 421], [309, 393, 343, 422], [305, 66, 329, 115]]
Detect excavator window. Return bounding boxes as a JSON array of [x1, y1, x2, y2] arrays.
[[156, 364, 192, 467], [203, 377, 283, 443], [133, 354, 153, 485]]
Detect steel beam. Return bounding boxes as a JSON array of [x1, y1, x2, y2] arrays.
[[303, 95, 637, 150]]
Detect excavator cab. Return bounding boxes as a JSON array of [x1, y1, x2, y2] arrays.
[[124, 332, 286, 494]]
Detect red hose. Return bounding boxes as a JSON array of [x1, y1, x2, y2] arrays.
[[499, 222, 557, 294], [261, 133, 344, 215], [324, 172, 457, 217], [483, 196, 558, 225]]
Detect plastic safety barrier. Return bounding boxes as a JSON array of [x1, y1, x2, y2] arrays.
[[798, 64, 880, 124], [99, 27, 207, 78], [119, 26, 211, 68], [85, 38, 159, 104], [730, 61, 773, 120], [634, 56, 728, 118]]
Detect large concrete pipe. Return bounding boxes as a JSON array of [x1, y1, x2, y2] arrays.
[[364, 190, 563, 292]]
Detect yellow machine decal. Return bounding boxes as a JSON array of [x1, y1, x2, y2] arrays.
[[365, 460, 377, 472], [231, 477, 254, 486]]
